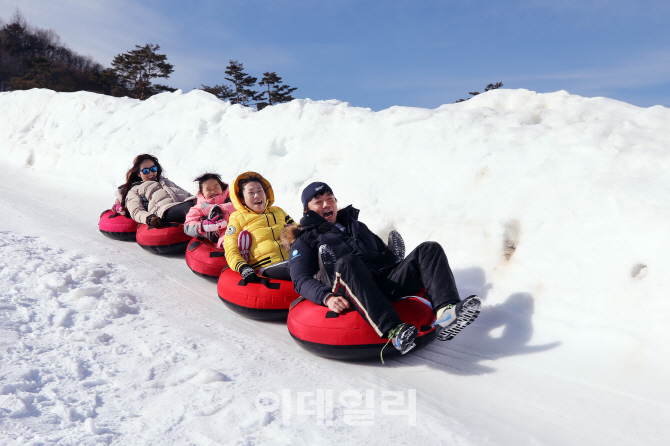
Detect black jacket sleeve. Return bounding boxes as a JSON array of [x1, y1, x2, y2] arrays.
[[289, 237, 331, 305]]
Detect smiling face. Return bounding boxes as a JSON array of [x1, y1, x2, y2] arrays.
[[201, 178, 223, 200], [138, 159, 158, 182], [307, 191, 338, 224], [242, 181, 267, 213]]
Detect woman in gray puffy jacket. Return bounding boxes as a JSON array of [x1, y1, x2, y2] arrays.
[[120, 154, 196, 228]]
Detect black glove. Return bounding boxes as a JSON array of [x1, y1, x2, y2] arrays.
[[240, 265, 261, 285], [148, 215, 166, 229]]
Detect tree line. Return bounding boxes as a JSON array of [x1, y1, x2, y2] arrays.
[[2, 11, 503, 107], [1, 11, 296, 108], [455, 82, 503, 102], [0, 12, 103, 93]]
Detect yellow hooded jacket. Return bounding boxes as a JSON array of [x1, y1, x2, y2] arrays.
[[224, 172, 295, 273]]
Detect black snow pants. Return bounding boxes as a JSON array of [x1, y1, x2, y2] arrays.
[[332, 241, 461, 338], [162, 200, 197, 223]]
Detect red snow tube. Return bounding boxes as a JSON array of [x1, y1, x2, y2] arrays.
[[185, 238, 228, 279], [217, 267, 299, 321], [287, 296, 437, 361], [135, 223, 191, 255], [98, 209, 138, 241]]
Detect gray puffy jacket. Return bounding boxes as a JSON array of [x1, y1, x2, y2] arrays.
[[125, 178, 195, 224]]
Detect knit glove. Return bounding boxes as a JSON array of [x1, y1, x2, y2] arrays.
[[111, 203, 123, 214], [202, 215, 227, 233], [148, 215, 166, 229], [239, 265, 261, 285]]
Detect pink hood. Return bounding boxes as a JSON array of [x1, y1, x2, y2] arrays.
[[195, 187, 230, 206]]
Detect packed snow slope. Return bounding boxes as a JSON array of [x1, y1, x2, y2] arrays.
[[0, 88, 669, 445]]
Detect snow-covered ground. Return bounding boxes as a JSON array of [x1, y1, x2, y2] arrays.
[[0, 88, 669, 445]]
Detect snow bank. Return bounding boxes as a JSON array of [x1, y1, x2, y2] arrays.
[[1, 88, 669, 444]]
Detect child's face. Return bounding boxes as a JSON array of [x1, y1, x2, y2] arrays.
[[242, 181, 267, 213], [201, 178, 223, 199]]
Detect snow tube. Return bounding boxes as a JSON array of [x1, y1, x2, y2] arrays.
[[135, 223, 191, 255], [217, 267, 299, 321], [185, 238, 228, 279], [98, 209, 138, 241], [287, 296, 437, 361]]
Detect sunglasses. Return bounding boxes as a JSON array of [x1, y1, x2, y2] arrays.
[[140, 166, 158, 175]]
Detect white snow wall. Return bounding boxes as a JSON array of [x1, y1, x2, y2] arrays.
[[1, 87, 669, 349]]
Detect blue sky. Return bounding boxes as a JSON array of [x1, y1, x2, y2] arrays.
[[2, 0, 669, 110]]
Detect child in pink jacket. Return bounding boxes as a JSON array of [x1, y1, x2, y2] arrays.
[[184, 173, 236, 246]]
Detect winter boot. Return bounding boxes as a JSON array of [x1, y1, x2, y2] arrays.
[[237, 230, 251, 263], [387, 230, 405, 261], [435, 295, 481, 341], [388, 323, 418, 355], [317, 244, 337, 288]]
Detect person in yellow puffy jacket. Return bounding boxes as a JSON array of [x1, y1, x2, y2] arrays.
[[224, 172, 295, 283]]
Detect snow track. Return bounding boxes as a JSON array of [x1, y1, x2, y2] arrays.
[[1, 163, 667, 446], [0, 167, 465, 445]]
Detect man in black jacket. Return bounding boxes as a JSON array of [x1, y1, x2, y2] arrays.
[[288, 182, 480, 355]]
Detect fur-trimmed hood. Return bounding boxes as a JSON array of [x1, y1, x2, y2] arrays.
[[280, 205, 359, 251], [280, 223, 303, 252]]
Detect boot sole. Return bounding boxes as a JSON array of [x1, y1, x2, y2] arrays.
[[394, 325, 418, 354], [388, 230, 405, 260], [437, 296, 481, 341], [318, 245, 337, 285]]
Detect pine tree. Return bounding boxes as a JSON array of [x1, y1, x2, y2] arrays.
[[89, 68, 125, 97], [257, 71, 297, 109], [201, 83, 234, 101], [456, 82, 503, 103], [109, 44, 175, 100], [1, 11, 103, 93], [224, 60, 260, 106], [9, 56, 74, 91]]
